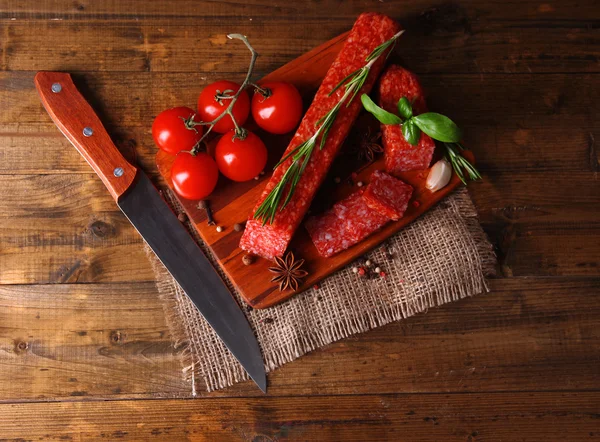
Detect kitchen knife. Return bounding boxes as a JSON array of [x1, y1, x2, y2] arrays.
[[34, 71, 267, 393]]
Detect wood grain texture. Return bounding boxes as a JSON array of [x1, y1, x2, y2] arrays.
[[0, 6, 597, 74], [0, 174, 154, 284], [0, 278, 597, 400], [2, 71, 599, 127], [3, 0, 599, 22], [0, 392, 598, 441], [0, 283, 188, 400]]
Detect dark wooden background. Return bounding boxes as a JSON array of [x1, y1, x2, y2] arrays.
[[0, 0, 598, 440]]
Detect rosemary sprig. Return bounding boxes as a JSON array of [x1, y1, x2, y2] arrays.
[[253, 30, 405, 225], [366, 30, 404, 61], [444, 142, 481, 184]]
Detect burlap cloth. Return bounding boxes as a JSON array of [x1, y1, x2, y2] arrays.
[[146, 187, 496, 394]]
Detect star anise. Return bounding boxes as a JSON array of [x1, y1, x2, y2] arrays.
[[355, 127, 383, 163], [268, 251, 308, 292]]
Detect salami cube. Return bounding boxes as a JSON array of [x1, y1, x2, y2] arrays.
[[241, 13, 401, 259], [379, 65, 428, 114], [304, 211, 354, 258], [378, 65, 435, 174], [239, 219, 290, 261], [333, 190, 389, 242], [363, 170, 413, 220]]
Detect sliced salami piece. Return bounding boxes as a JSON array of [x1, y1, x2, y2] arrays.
[[333, 190, 389, 242], [378, 65, 435, 174], [305, 189, 389, 258], [363, 170, 413, 220], [304, 211, 353, 258], [240, 13, 401, 260]]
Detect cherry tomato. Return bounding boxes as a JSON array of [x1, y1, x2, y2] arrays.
[[251, 82, 303, 134], [215, 130, 267, 182], [152, 107, 203, 155], [171, 152, 219, 200], [197, 80, 250, 133]]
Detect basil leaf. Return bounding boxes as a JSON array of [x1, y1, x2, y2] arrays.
[[397, 97, 412, 120], [361, 94, 402, 125], [402, 119, 421, 146], [412, 113, 462, 143]]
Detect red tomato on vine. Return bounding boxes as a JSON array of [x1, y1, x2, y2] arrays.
[[197, 80, 250, 133], [152, 107, 203, 155], [171, 152, 219, 200], [215, 130, 267, 182], [251, 82, 303, 134]]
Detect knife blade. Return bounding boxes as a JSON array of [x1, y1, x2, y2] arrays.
[[34, 71, 266, 393]]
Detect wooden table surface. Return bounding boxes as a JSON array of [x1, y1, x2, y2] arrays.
[[0, 1, 598, 440]]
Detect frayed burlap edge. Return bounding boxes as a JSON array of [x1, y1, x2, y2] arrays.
[[146, 187, 496, 394]]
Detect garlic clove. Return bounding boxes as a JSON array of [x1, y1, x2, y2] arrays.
[[426, 159, 452, 192]]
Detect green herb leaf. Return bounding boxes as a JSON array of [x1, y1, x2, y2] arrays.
[[397, 97, 412, 120], [361, 94, 402, 125], [401, 119, 421, 146], [412, 113, 462, 143]]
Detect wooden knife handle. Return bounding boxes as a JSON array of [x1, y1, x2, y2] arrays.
[[34, 72, 137, 201]]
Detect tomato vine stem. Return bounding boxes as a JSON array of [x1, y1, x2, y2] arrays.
[[251, 82, 272, 99], [187, 33, 258, 153]]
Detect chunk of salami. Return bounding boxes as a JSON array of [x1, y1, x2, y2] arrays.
[[304, 211, 353, 258], [363, 170, 413, 220], [240, 13, 401, 260], [378, 65, 435, 174], [305, 189, 389, 258], [333, 190, 389, 242]]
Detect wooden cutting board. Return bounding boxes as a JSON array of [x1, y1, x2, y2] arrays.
[[155, 32, 473, 309]]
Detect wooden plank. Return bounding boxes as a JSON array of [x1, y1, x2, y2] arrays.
[[211, 277, 600, 397], [0, 172, 597, 284], [0, 174, 155, 284], [0, 17, 597, 74], [4, 0, 598, 21], [1, 122, 597, 175], [0, 283, 188, 401], [470, 171, 600, 206], [480, 205, 600, 277], [2, 71, 597, 127], [0, 123, 161, 176], [0, 0, 597, 22], [1, 71, 597, 137], [0, 392, 598, 440], [0, 278, 597, 400]]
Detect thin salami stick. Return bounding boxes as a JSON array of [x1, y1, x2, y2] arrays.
[[241, 13, 401, 260]]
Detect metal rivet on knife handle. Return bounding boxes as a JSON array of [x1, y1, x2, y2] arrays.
[[51, 83, 62, 93], [113, 167, 124, 177], [83, 127, 93, 137]]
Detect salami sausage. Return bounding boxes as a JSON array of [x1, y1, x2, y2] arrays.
[[305, 189, 388, 258], [378, 65, 435, 174], [240, 13, 402, 260], [304, 211, 353, 258], [333, 190, 389, 242], [363, 170, 413, 220]]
